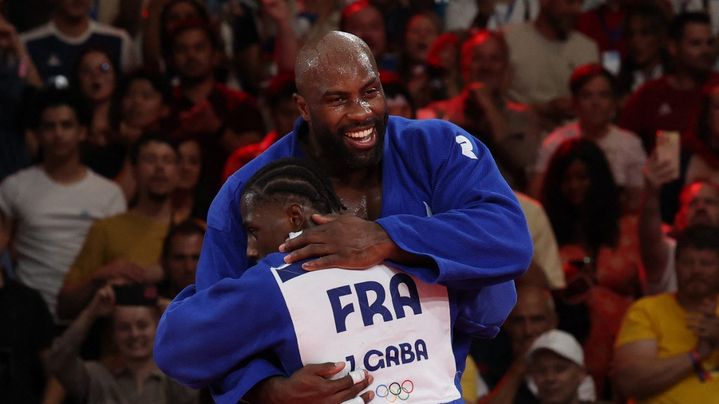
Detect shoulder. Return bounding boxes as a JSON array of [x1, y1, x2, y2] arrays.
[[544, 122, 578, 144], [608, 125, 644, 147], [1, 166, 39, 187], [568, 30, 598, 49], [19, 23, 54, 43], [502, 22, 534, 41], [629, 293, 675, 314], [90, 22, 131, 41], [84, 170, 123, 192]]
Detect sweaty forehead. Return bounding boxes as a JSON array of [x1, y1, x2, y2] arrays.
[[296, 32, 377, 96]]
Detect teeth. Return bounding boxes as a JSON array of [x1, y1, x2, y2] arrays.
[[346, 128, 373, 139]]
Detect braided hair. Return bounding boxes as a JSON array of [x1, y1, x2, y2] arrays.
[[242, 158, 345, 214]]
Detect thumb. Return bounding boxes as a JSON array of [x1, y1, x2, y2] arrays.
[[311, 361, 346, 378], [311, 213, 339, 225]]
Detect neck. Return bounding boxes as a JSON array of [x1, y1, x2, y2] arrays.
[[672, 69, 709, 90], [42, 155, 86, 184], [579, 120, 610, 140], [534, 14, 561, 41], [125, 358, 156, 386], [52, 13, 89, 38], [677, 292, 717, 312], [132, 193, 174, 222], [181, 76, 215, 104]]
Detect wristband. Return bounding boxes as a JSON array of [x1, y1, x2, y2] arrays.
[[689, 350, 710, 382]]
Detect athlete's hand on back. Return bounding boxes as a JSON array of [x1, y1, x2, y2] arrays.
[[280, 214, 396, 271], [251, 362, 374, 403]]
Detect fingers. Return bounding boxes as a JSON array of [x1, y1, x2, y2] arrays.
[[331, 371, 373, 402], [312, 213, 339, 225], [284, 244, 334, 265], [309, 362, 346, 378], [302, 254, 345, 271]]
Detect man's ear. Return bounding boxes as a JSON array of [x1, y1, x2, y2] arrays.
[[287, 203, 306, 231], [294, 93, 310, 122]]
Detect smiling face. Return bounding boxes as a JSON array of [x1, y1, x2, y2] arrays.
[[112, 306, 157, 362], [295, 34, 388, 170], [405, 13, 439, 64]]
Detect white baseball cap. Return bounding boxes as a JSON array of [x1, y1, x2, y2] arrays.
[[526, 329, 584, 367]]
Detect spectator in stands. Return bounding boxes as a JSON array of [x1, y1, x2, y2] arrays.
[[541, 138, 641, 393], [475, 285, 563, 403], [444, 0, 540, 32], [20, 0, 135, 86], [423, 32, 462, 104], [667, 0, 719, 35], [682, 83, 719, 185], [105, 70, 172, 200], [142, 0, 209, 73], [527, 329, 597, 404], [504, 0, 599, 130], [613, 224, 719, 402], [532, 64, 646, 212], [382, 75, 416, 119], [222, 72, 298, 181], [0, 263, 55, 403], [0, 89, 126, 320], [620, 12, 718, 152], [0, 13, 41, 180], [72, 47, 119, 147], [420, 30, 541, 190], [158, 219, 204, 301], [50, 284, 198, 403], [167, 19, 264, 194], [616, 3, 670, 98], [398, 10, 440, 108], [340, 0, 396, 72], [575, 0, 626, 60], [174, 138, 211, 220], [57, 133, 179, 320], [640, 158, 719, 293]]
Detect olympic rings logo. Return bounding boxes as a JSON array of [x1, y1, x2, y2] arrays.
[[375, 380, 414, 402]]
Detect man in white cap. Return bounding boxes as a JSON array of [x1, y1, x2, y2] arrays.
[[526, 329, 597, 404]]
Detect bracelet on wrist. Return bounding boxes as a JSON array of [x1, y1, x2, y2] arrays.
[[689, 350, 711, 383]]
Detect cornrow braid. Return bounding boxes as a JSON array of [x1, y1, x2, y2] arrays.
[[243, 158, 345, 214]]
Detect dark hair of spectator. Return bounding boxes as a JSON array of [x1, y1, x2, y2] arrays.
[[264, 72, 297, 109], [693, 84, 719, 147], [161, 219, 206, 260], [128, 132, 178, 166], [381, 73, 417, 118], [167, 18, 220, 57], [242, 158, 345, 215], [569, 64, 619, 98], [669, 12, 711, 41], [110, 68, 173, 130], [541, 138, 621, 250], [70, 46, 121, 93], [426, 32, 460, 68], [402, 10, 442, 47], [617, 3, 670, 95], [340, 0, 378, 31], [30, 88, 91, 129], [461, 30, 510, 64], [675, 224, 719, 260]]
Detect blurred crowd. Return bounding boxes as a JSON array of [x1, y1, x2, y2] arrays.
[[2, 0, 719, 403]]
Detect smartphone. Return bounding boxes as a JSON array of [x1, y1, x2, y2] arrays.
[[655, 130, 680, 181]]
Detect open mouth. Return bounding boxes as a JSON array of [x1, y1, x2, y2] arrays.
[[344, 126, 377, 150]]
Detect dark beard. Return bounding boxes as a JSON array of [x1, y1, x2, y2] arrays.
[[312, 112, 388, 170]]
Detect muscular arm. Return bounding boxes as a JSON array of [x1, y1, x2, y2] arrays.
[[638, 186, 671, 287], [612, 340, 696, 399]]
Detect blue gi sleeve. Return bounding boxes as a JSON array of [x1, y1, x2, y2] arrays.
[[377, 125, 532, 288], [154, 265, 292, 402], [376, 123, 532, 337]]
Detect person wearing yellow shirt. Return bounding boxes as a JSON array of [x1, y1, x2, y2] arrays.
[[613, 224, 719, 403]]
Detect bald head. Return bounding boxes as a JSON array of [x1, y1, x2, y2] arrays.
[[295, 31, 378, 98]]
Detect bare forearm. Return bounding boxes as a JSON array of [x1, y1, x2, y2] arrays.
[[638, 188, 669, 284], [48, 308, 95, 374], [479, 361, 526, 404], [56, 280, 99, 320], [614, 352, 694, 399]]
